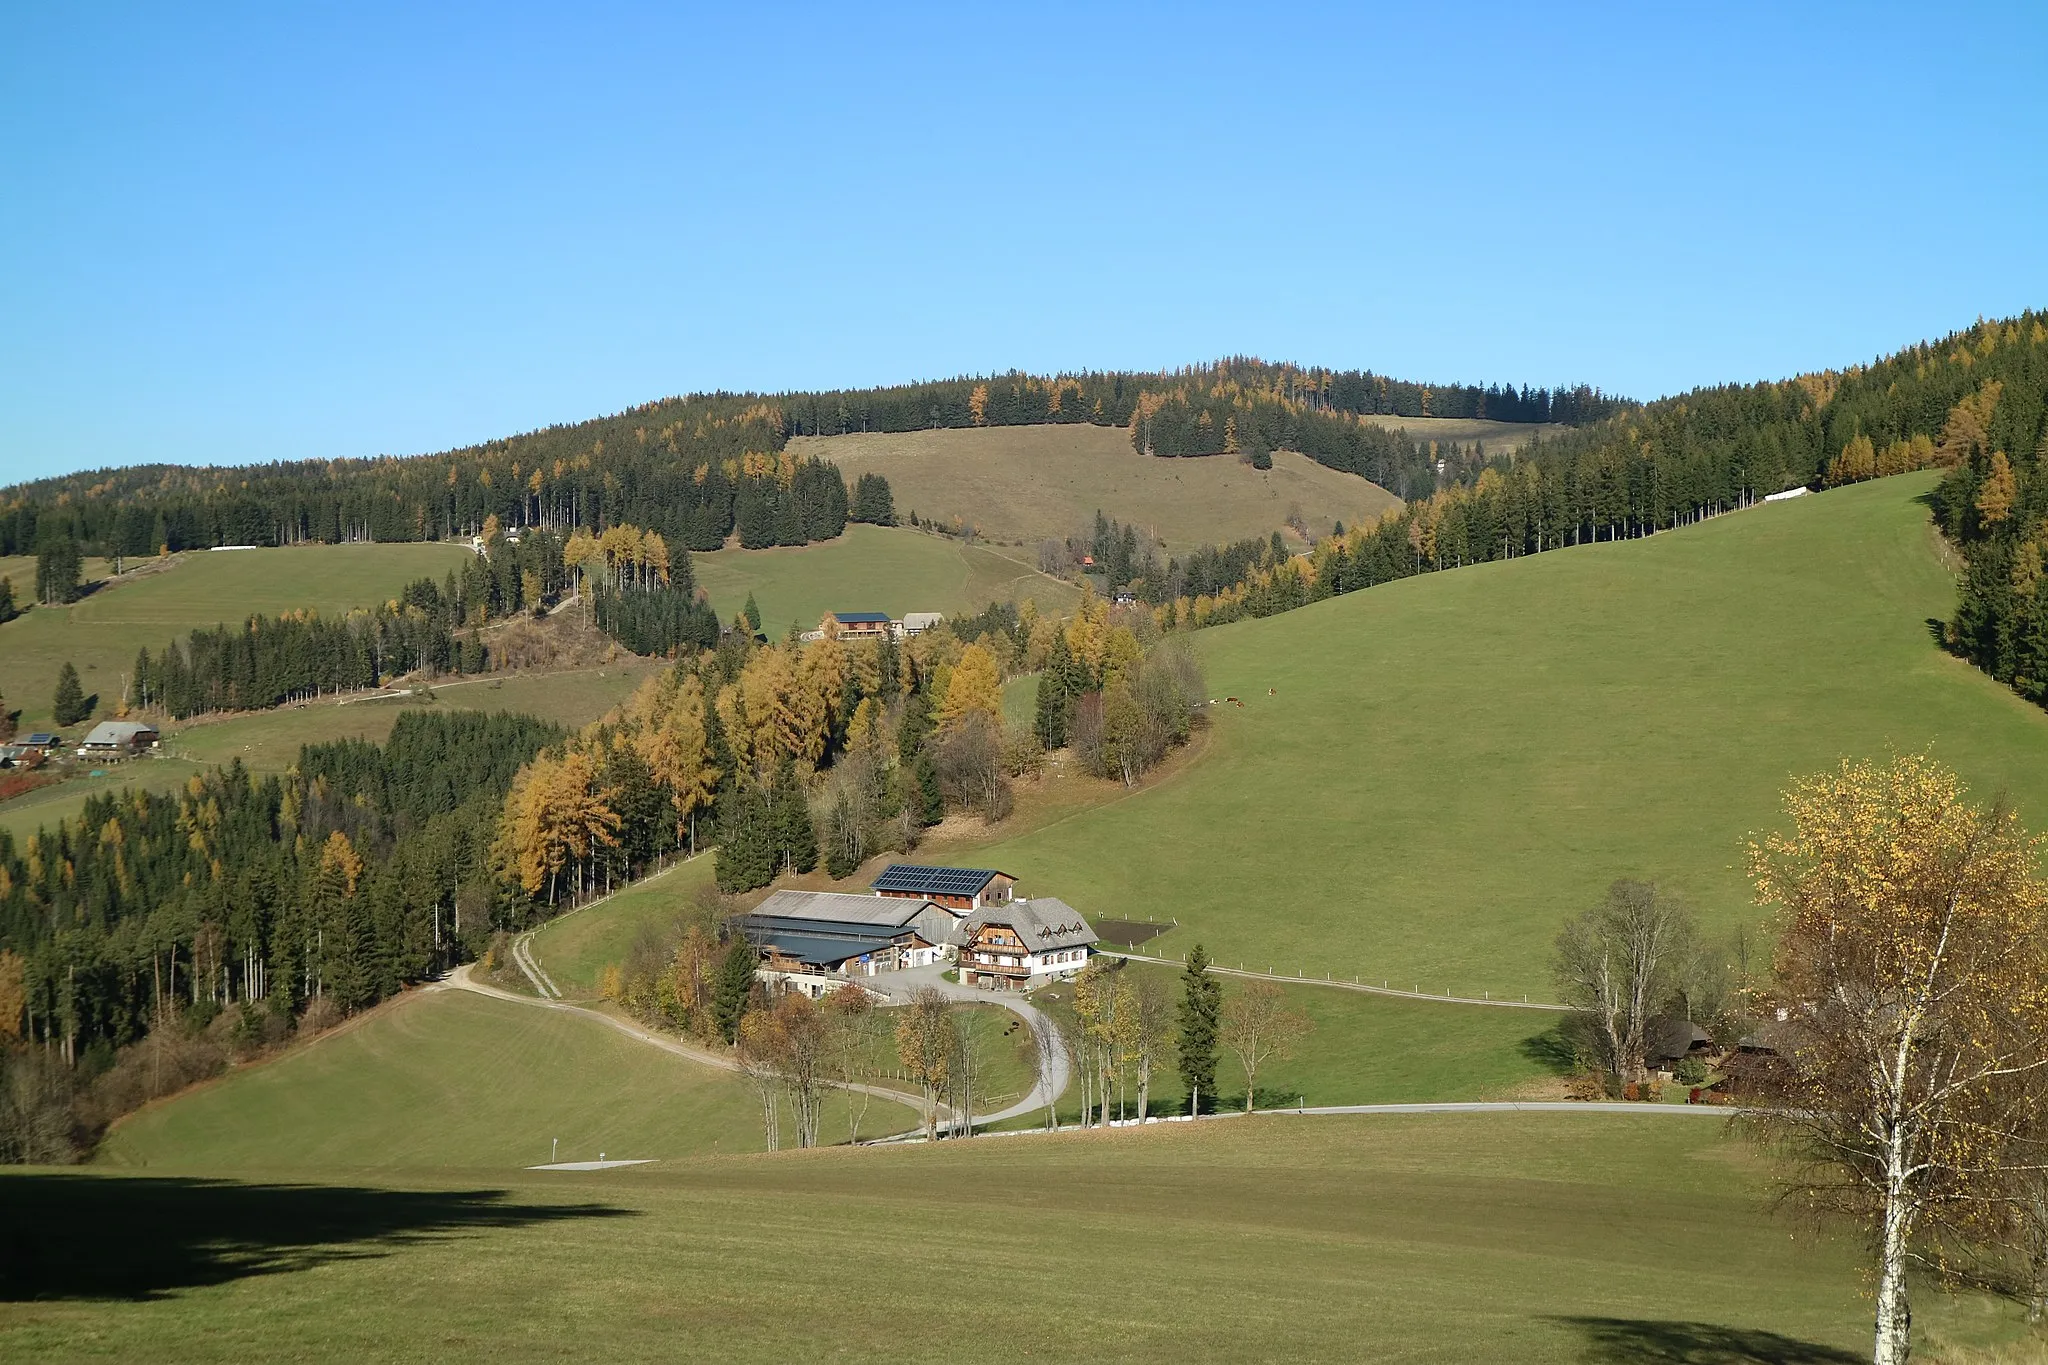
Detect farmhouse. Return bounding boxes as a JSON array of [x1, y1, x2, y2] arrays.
[[895, 612, 943, 638], [77, 720, 159, 758], [953, 898, 1099, 990], [871, 863, 1016, 911], [17, 733, 59, 752], [820, 610, 892, 641]]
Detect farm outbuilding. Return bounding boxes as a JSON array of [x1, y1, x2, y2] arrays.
[[78, 721, 160, 757], [821, 611, 892, 641], [870, 864, 1016, 912]]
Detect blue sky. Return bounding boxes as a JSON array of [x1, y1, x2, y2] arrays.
[[3, 2, 2044, 484]]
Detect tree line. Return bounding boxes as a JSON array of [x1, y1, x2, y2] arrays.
[[132, 578, 486, 718], [2, 347, 1603, 562]]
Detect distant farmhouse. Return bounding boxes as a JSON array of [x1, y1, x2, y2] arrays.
[[739, 866, 1096, 997], [805, 610, 947, 644], [77, 720, 159, 759], [821, 610, 892, 642]]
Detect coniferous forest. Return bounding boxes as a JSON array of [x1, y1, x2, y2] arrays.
[[0, 711, 563, 1066], [0, 361, 1603, 556]]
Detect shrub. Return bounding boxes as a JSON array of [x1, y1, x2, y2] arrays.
[[1673, 1055, 1710, 1086], [298, 995, 344, 1037]]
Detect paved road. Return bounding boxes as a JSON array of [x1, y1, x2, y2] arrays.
[[1099, 949, 1570, 1012], [1269, 1100, 1741, 1118], [862, 966, 1069, 1129]]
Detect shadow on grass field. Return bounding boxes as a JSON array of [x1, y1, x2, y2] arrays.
[[0, 1174, 631, 1302], [1552, 1315, 1861, 1364]]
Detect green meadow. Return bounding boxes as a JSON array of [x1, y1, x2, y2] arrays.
[[966, 473, 2048, 998], [18, 1112, 2022, 1363], [0, 542, 472, 731], [99, 986, 872, 1172], [691, 523, 1077, 637], [1021, 961, 1569, 1120]]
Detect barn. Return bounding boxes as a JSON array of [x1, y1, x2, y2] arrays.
[[870, 864, 1017, 912]]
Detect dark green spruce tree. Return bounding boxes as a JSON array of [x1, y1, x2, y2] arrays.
[[712, 936, 757, 1042], [1178, 943, 1221, 1114], [771, 758, 818, 875], [52, 661, 92, 727]]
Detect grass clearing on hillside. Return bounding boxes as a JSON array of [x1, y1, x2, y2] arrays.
[[529, 855, 718, 1000], [1019, 960, 1569, 1119], [792, 423, 1402, 551], [692, 524, 1076, 636], [958, 474, 2048, 996], [98, 987, 879, 1171], [1356, 414, 1569, 449], [13, 1113, 1997, 1362], [0, 542, 471, 730]]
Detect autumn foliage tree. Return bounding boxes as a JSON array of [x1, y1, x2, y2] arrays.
[[1743, 753, 2048, 1365], [1219, 980, 1312, 1111]]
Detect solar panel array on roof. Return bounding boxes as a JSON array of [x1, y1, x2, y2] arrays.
[[833, 611, 891, 623], [871, 864, 1003, 896]]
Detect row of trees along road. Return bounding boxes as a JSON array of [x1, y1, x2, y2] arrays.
[[1068, 951, 1312, 1123], [1554, 753, 2048, 1365]]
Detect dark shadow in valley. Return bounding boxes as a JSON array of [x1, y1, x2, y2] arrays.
[[1552, 1316, 1861, 1365], [0, 1172, 636, 1302]]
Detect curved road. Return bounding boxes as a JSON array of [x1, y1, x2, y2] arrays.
[[859, 965, 1070, 1130]]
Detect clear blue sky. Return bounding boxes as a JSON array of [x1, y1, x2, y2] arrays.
[[3, 2, 2044, 485]]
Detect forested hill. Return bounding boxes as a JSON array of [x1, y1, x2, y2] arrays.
[[0, 361, 1623, 556]]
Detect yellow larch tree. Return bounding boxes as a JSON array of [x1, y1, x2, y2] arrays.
[[936, 643, 1003, 731]]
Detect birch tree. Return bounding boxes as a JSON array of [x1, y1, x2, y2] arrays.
[[895, 987, 954, 1141], [1552, 879, 1694, 1086], [1129, 971, 1177, 1121], [1745, 754, 2048, 1365], [1219, 980, 1311, 1111], [827, 984, 878, 1145]]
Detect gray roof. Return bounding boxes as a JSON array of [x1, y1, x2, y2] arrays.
[[753, 888, 944, 928], [950, 898, 1098, 954], [81, 721, 158, 747]]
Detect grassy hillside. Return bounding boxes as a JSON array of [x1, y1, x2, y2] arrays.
[[13, 1113, 1996, 1362], [964, 473, 2048, 998], [98, 987, 882, 1171], [528, 854, 719, 1000], [790, 423, 1406, 551], [0, 542, 471, 731], [691, 523, 1077, 637]]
